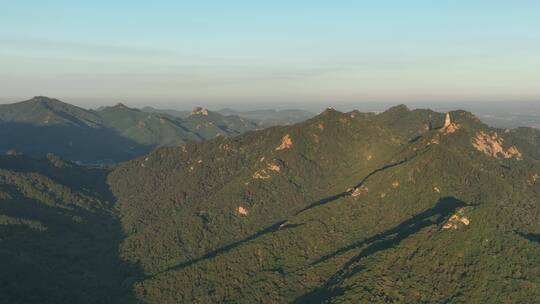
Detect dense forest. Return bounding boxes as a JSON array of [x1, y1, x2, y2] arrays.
[[1, 105, 539, 303]]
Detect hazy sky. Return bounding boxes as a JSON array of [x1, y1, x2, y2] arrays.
[[1, 1, 539, 108]]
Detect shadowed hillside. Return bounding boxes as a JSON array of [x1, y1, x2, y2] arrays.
[[0, 97, 261, 163], [0, 155, 143, 303]]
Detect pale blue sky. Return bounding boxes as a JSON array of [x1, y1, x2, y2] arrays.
[[1, 1, 539, 108]]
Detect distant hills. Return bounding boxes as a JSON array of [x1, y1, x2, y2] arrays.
[[1, 103, 539, 303], [143, 106, 316, 127], [0, 97, 258, 164], [216, 108, 315, 127]]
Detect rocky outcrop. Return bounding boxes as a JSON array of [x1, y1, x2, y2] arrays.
[[236, 206, 248, 216], [442, 208, 470, 230], [191, 107, 209, 116], [472, 131, 523, 160], [444, 113, 452, 129], [253, 171, 270, 180], [267, 163, 281, 172], [275, 134, 293, 151], [253, 162, 282, 180], [349, 185, 368, 197], [443, 123, 460, 134], [441, 113, 460, 134]]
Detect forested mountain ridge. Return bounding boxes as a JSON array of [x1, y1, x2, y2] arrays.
[[0, 96, 102, 128], [109, 105, 540, 303], [1, 104, 539, 303], [0, 97, 259, 163]]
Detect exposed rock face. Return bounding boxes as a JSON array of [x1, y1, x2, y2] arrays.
[[472, 131, 523, 160], [253, 162, 281, 180], [440, 113, 460, 134], [443, 123, 460, 134], [191, 107, 209, 116], [237, 206, 248, 216], [268, 163, 281, 172], [443, 208, 470, 229], [350, 185, 368, 197], [444, 113, 452, 129], [253, 170, 271, 180], [275, 134, 293, 151]]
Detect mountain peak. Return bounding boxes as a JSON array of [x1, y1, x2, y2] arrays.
[[23, 96, 80, 113], [28, 96, 63, 105], [114, 102, 129, 108], [191, 107, 210, 116], [320, 107, 342, 116], [101, 102, 140, 112], [384, 104, 410, 114], [31, 96, 54, 101], [444, 112, 452, 128]]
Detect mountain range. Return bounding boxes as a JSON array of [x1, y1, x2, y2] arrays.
[[0, 97, 258, 164], [142, 106, 315, 127], [1, 104, 538, 303]]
